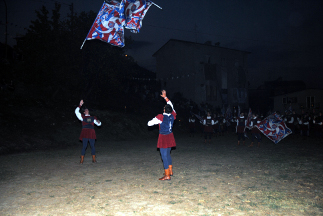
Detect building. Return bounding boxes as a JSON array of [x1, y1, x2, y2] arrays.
[[152, 39, 250, 109], [273, 89, 323, 114], [249, 77, 307, 115]]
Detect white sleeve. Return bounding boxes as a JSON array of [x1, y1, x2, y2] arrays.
[[75, 107, 83, 121], [167, 100, 175, 113], [94, 119, 101, 126], [148, 117, 162, 126]]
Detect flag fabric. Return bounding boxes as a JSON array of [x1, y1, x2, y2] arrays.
[[225, 106, 232, 127], [245, 108, 252, 130], [256, 112, 292, 144], [83, 0, 156, 48], [124, 0, 153, 33], [84, 1, 126, 47], [190, 111, 204, 123]]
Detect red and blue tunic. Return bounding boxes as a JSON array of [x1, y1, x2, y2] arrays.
[[148, 100, 177, 149], [75, 106, 101, 141]]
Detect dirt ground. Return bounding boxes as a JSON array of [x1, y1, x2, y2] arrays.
[[0, 127, 322, 216]]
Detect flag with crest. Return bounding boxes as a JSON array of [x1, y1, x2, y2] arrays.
[[84, 0, 126, 47], [256, 112, 292, 144], [124, 0, 153, 33]]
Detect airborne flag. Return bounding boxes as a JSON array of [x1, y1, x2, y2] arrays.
[[82, 0, 126, 48], [81, 0, 161, 49], [124, 0, 153, 33]]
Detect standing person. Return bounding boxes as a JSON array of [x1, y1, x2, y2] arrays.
[[313, 111, 322, 138], [286, 110, 295, 133], [236, 112, 246, 146], [212, 113, 219, 137], [75, 100, 101, 164], [188, 115, 196, 137], [148, 90, 177, 181], [203, 112, 216, 143], [299, 112, 310, 138], [218, 114, 226, 136], [248, 113, 262, 147]]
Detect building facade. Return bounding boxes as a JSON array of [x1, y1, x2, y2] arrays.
[[152, 39, 250, 109], [273, 89, 323, 114]]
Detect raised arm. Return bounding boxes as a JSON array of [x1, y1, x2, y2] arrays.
[[161, 90, 176, 117], [75, 100, 84, 121]]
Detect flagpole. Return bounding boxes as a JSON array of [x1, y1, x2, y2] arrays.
[[151, 2, 162, 9], [80, 39, 86, 49]]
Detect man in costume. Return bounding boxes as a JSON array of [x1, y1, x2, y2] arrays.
[[236, 112, 246, 145], [203, 112, 216, 143], [286, 110, 295, 133], [299, 112, 310, 138], [75, 100, 101, 164], [313, 111, 322, 138], [148, 90, 177, 181], [248, 113, 262, 147], [188, 115, 196, 137]]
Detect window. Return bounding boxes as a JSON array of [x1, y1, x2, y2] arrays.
[[283, 97, 297, 104], [306, 96, 315, 108], [206, 85, 217, 101], [204, 64, 217, 81], [282, 97, 287, 104]]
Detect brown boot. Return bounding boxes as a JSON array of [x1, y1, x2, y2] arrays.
[[159, 169, 171, 181], [237, 141, 240, 146], [257, 142, 260, 147], [249, 142, 254, 147], [92, 155, 97, 163], [169, 165, 173, 176], [80, 155, 84, 164]]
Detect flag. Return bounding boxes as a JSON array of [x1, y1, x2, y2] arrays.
[[190, 111, 204, 123], [245, 108, 252, 130], [84, 1, 126, 47], [256, 112, 292, 144], [124, 0, 153, 33]]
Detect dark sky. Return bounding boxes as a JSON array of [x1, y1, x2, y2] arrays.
[[1, 0, 323, 89]]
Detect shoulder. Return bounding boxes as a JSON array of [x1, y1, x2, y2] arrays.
[[156, 114, 164, 121]]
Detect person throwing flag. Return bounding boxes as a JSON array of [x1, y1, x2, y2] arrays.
[[75, 100, 101, 164], [148, 90, 177, 181]]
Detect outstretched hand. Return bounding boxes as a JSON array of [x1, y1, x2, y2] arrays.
[[80, 100, 84, 106], [160, 90, 166, 98]]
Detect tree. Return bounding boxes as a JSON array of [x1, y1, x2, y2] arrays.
[[16, 3, 140, 108]]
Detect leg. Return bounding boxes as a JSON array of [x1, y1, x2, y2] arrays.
[[80, 138, 89, 164], [89, 139, 96, 163], [249, 133, 255, 147], [159, 148, 171, 180], [166, 148, 173, 176]]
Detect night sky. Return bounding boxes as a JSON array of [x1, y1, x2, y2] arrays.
[[2, 0, 323, 89]]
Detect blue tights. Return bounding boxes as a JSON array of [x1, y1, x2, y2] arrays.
[[81, 138, 95, 155], [160, 148, 172, 169]]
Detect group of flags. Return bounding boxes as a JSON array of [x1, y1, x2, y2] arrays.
[[81, 0, 160, 48]]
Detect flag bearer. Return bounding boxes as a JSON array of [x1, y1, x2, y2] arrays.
[[236, 112, 246, 145], [249, 113, 262, 147], [75, 100, 101, 164], [148, 90, 177, 181]]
